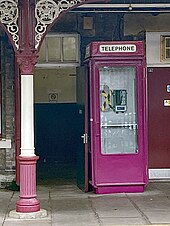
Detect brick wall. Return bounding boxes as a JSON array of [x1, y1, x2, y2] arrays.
[[0, 31, 15, 187]]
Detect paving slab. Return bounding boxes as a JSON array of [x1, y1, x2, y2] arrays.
[[52, 212, 99, 225], [0, 217, 5, 225], [51, 197, 91, 211], [100, 217, 148, 225], [90, 196, 141, 218], [91, 196, 134, 207], [52, 223, 99, 226], [129, 199, 170, 211], [143, 211, 170, 224], [3, 219, 51, 226], [49, 185, 88, 198], [95, 207, 142, 218]]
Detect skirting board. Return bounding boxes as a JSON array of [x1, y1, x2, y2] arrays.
[[149, 169, 170, 179]]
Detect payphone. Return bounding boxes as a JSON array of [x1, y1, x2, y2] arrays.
[[112, 89, 127, 113], [84, 41, 148, 194]]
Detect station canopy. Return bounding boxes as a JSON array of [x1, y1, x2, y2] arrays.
[[109, 0, 170, 2], [73, 0, 170, 12]]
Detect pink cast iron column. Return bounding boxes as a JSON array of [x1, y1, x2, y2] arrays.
[[16, 156, 40, 212], [16, 54, 40, 213]]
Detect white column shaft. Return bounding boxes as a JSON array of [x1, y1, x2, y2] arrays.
[[20, 74, 35, 156]]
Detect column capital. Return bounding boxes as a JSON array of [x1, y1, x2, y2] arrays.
[[16, 51, 38, 75]]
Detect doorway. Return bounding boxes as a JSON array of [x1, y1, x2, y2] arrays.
[[34, 67, 80, 185]]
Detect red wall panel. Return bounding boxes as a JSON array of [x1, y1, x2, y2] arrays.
[[148, 67, 170, 168]]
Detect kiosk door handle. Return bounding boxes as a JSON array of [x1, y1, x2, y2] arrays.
[[81, 133, 88, 144]]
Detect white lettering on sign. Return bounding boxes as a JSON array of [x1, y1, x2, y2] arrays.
[[164, 100, 170, 106], [99, 44, 136, 53]]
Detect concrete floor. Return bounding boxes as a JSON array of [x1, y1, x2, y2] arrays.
[[1, 181, 170, 226]]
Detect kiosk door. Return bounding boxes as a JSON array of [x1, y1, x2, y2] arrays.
[[76, 66, 89, 192], [90, 63, 147, 194]]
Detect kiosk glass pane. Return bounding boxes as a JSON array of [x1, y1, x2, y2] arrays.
[[100, 66, 137, 154]]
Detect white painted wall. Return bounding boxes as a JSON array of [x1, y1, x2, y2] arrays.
[[124, 13, 170, 67], [34, 67, 76, 103], [146, 32, 170, 67], [124, 13, 170, 36]]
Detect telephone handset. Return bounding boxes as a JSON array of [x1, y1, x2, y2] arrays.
[[113, 89, 127, 113], [100, 85, 127, 113]]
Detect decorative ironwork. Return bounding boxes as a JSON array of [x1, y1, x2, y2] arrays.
[[0, 0, 19, 49], [35, 0, 82, 49], [16, 52, 38, 74]]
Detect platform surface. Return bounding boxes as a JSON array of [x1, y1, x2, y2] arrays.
[[1, 181, 170, 225]]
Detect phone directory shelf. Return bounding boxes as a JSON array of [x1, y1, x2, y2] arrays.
[[101, 123, 137, 128]]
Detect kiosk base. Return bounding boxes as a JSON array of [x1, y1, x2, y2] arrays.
[[94, 184, 145, 194]]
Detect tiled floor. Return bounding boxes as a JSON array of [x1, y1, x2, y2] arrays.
[[1, 181, 170, 225]]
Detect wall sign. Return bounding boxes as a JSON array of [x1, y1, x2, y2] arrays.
[[164, 100, 170, 106], [49, 92, 58, 102], [167, 85, 170, 92], [99, 44, 136, 53]]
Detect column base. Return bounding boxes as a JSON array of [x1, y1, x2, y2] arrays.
[[16, 197, 40, 212], [9, 209, 47, 219], [16, 155, 40, 213]]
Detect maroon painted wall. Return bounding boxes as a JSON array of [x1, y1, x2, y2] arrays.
[[148, 67, 170, 168]]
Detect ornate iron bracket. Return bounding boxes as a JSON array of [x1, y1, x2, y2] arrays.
[[16, 51, 38, 74], [0, 0, 19, 49], [35, 0, 83, 49]]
